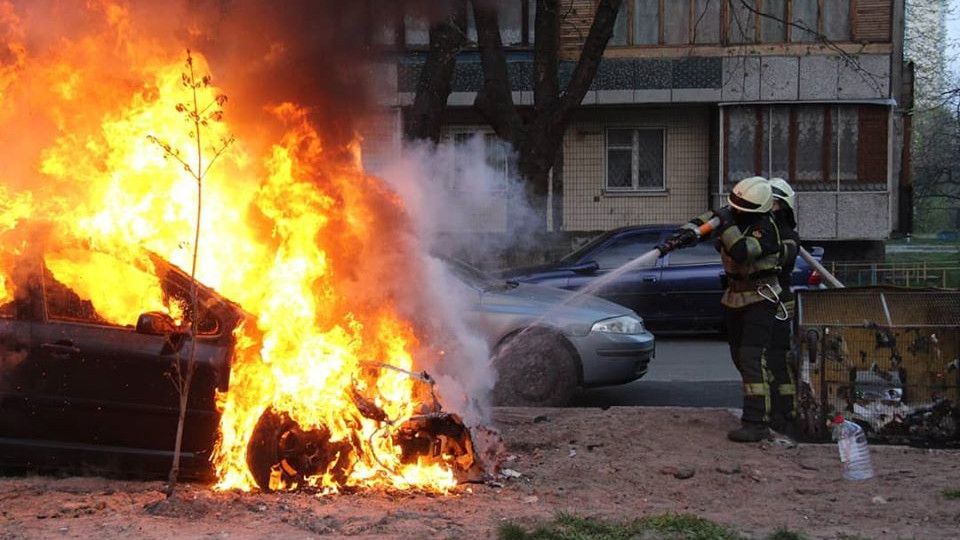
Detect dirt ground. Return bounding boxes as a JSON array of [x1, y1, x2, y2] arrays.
[[1, 407, 958, 540]]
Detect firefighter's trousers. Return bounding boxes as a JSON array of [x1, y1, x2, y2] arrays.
[[768, 316, 797, 427], [724, 301, 777, 425]]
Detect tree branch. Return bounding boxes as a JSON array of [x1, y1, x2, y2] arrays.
[[406, 1, 469, 143], [555, 0, 622, 126], [534, 0, 560, 115], [473, 1, 525, 144]]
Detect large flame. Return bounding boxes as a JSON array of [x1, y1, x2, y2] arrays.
[[0, 0, 459, 492]]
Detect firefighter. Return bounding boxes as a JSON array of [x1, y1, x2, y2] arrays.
[[658, 176, 783, 442], [767, 178, 799, 433]]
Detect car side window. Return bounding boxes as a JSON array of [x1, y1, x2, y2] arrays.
[[42, 252, 165, 329], [590, 233, 661, 270], [43, 265, 112, 325], [0, 272, 13, 318], [667, 242, 721, 266], [0, 290, 13, 319]]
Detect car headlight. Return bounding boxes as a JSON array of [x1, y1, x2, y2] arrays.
[[590, 315, 645, 334]]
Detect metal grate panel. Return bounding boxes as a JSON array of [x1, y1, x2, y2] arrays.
[[883, 292, 960, 327], [795, 287, 960, 446], [798, 290, 888, 327]]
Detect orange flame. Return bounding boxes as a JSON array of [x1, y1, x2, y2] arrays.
[[0, 0, 460, 492]]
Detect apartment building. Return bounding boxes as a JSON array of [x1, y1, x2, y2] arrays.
[[364, 0, 910, 255]]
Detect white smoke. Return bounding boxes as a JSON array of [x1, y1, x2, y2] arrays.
[[370, 135, 541, 426]]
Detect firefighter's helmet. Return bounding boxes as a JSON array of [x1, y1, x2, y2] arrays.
[[728, 176, 772, 213], [768, 177, 796, 212]]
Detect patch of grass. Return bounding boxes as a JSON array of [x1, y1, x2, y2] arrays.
[[943, 488, 960, 500], [768, 528, 807, 540], [497, 512, 744, 540], [638, 514, 743, 540]]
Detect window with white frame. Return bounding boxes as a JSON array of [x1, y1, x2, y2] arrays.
[[606, 128, 666, 191]]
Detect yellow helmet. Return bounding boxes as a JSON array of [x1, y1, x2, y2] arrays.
[[728, 176, 772, 213]]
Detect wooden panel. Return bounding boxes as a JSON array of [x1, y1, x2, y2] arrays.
[[560, 0, 598, 54], [857, 105, 888, 183], [853, 0, 892, 42]]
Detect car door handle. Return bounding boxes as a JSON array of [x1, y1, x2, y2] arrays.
[[642, 276, 658, 282], [41, 342, 81, 356]]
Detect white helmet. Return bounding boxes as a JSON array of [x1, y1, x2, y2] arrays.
[[768, 177, 796, 212], [727, 176, 772, 213]]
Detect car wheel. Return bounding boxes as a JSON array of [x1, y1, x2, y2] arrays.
[[246, 408, 353, 492], [246, 408, 295, 492], [491, 327, 579, 407]]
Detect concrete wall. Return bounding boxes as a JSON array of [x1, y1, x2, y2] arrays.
[[723, 55, 892, 102], [797, 192, 891, 241]]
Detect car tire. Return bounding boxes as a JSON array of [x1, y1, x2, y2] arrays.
[[491, 327, 579, 407], [245, 408, 295, 492]]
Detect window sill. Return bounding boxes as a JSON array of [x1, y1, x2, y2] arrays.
[[601, 189, 670, 198]]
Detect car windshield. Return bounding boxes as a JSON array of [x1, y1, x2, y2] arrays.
[[442, 257, 510, 292]]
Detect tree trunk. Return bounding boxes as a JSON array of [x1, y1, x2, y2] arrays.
[[404, 1, 468, 142], [472, 0, 622, 225]]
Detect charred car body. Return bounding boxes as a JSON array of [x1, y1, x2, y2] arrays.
[[0, 250, 242, 478], [0, 249, 484, 488]]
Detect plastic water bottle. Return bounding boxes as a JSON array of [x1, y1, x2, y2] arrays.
[[831, 415, 875, 481]]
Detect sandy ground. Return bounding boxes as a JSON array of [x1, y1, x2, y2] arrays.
[[1, 407, 959, 540]]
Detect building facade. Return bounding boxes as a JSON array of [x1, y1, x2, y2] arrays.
[[365, 0, 910, 256]]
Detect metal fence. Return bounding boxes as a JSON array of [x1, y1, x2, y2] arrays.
[[823, 261, 960, 289], [795, 287, 960, 446]]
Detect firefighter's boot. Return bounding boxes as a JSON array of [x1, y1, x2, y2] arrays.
[[727, 421, 770, 443]]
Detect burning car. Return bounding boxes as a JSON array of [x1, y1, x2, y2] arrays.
[[0, 245, 485, 491], [442, 257, 656, 407]]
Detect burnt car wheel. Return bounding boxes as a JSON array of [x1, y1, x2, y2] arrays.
[[491, 327, 579, 407], [246, 408, 353, 492]]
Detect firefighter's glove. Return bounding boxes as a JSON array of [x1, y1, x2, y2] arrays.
[[715, 206, 735, 227], [656, 229, 698, 256]]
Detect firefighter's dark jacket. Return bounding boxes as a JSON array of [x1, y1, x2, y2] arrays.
[[719, 213, 782, 308], [681, 209, 783, 307]]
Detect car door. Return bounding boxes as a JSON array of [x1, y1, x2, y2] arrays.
[[0, 258, 74, 446], [34, 259, 224, 456], [660, 241, 724, 330], [567, 230, 664, 319], [0, 282, 40, 443]]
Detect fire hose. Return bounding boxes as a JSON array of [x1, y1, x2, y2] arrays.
[[799, 246, 844, 289], [657, 214, 845, 289]]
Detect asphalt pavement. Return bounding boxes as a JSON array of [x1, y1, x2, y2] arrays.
[[572, 336, 743, 408]]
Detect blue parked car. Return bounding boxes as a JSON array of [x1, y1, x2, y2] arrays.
[[500, 225, 823, 333]]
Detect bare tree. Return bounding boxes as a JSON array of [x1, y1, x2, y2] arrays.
[[147, 51, 234, 497], [472, 0, 622, 229]]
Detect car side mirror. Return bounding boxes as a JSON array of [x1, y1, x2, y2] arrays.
[[137, 311, 190, 355], [136, 311, 178, 335], [570, 261, 600, 275]]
